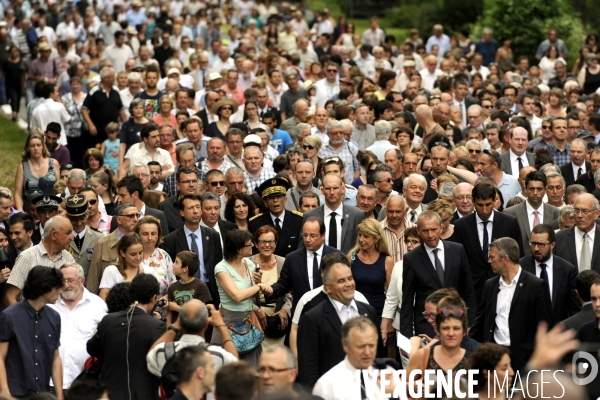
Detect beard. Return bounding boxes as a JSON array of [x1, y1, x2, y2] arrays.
[[61, 287, 81, 301]]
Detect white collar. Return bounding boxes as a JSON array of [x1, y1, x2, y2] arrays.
[[500, 267, 522, 287], [475, 210, 494, 224], [535, 256, 553, 269], [424, 240, 444, 254], [330, 297, 357, 313], [324, 203, 344, 217], [308, 244, 324, 256], [73, 227, 87, 238]]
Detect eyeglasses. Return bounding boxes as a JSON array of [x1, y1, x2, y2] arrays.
[[64, 278, 81, 285], [432, 141, 450, 149], [468, 149, 482, 154], [258, 367, 293, 375], [221, 107, 233, 111], [134, 173, 149, 178], [438, 309, 465, 317], [574, 208, 598, 215], [302, 145, 315, 150], [482, 105, 493, 109], [327, 69, 338, 73], [209, 181, 225, 187], [376, 178, 393, 183], [421, 311, 436, 320], [405, 239, 420, 245], [120, 213, 141, 219], [453, 195, 473, 201], [257, 240, 276, 245], [529, 241, 551, 249], [542, 125, 551, 129], [88, 199, 97, 205]]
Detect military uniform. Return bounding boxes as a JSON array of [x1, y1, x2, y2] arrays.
[[248, 178, 303, 258], [29, 194, 62, 245]]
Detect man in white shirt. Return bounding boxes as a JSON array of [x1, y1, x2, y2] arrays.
[[419, 55, 442, 91], [210, 45, 235, 73], [403, 174, 426, 225], [366, 121, 396, 161], [120, 123, 174, 179], [470, 53, 490, 80], [314, 61, 340, 108], [101, 30, 135, 73], [48, 263, 107, 389], [31, 83, 72, 146], [425, 24, 451, 57]]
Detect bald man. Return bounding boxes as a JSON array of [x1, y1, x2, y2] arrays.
[[414, 104, 445, 146], [500, 126, 535, 178]]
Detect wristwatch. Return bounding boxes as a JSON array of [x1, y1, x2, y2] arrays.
[[168, 325, 180, 334]]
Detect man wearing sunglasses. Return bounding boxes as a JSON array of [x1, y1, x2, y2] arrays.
[[114, 176, 170, 235], [205, 169, 227, 199], [528, 116, 554, 152]]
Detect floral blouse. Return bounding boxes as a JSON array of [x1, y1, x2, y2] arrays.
[[141, 248, 176, 296], [61, 92, 87, 137]]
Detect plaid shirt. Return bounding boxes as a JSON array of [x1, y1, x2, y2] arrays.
[[162, 166, 205, 198], [318, 140, 360, 184], [95, 212, 112, 236], [198, 159, 236, 175], [546, 142, 571, 167], [244, 168, 276, 194], [381, 219, 415, 264]]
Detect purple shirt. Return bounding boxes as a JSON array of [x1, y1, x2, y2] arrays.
[[29, 57, 55, 79], [51, 145, 71, 166]]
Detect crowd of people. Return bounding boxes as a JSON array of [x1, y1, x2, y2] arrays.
[[1, 0, 600, 399]]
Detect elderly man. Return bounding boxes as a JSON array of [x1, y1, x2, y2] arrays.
[[380, 195, 411, 263], [48, 263, 107, 390], [86, 203, 139, 294], [120, 72, 143, 118], [500, 126, 535, 178], [419, 55, 443, 91], [5, 216, 75, 306], [242, 146, 276, 195], [425, 24, 451, 57], [114, 176, 169, 234], [311, 108, 329, 144], [355, 184, 379, 220], [198, 138, 235, 175], [258, 345, 315, 398], [451, 183, 474, 223], [65, 169, 87, 196], [366, 120, 396, 161], [280, 98, 310, 139], [64, 195, 103, 279], [319, 120, 361, 185], [351, 103, 376, 149], [280, 70, 308, 120], [403, 174, 427, 225], [219, 167, 245, 218]]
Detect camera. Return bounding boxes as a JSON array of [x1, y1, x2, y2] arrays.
[[156, 299, 167, 308]]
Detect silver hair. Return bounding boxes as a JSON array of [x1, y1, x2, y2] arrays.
[[100, 66, 115, 80], [495, 98, 511, 109], [60, 263, 85, 278], [374, 120, 392, 140], [415, 105, 432, 118], [67, 168, 87, 182], [570, 138, 587, 149], [559, 205, 575, 222], [263, 344, 297, 369], [403, 173, 427, 188], [130, 163, 150, 175], [466, 139, 482, 148], [545, 171, 566, 187], [417, 210, 442, 226], [509, 74, 523, 84], [42, 217, 63, 240], [296, 122, 311, 132], [539, 164, 561, 175], [225, 167, 244, 180], [594, 169, 600, 183], [467, 104, 483, 115], [339, 119, 354, 129], [326, 120, 343, 131], [439, 182, 456, 198], [284, 69, 299, 81], [341, 316, 378, 345], [490, 237, 521, 264], [485, 122, 502, 131], [483, 27, 493, 34], [0, 186, 13, 199], [293, 98, 309, 109], [127, 71, 143, 83]]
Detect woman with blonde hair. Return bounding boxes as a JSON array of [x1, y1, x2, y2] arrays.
[[151, 94, 178, 129], [347, 219, 394, 316], [426, 199, 455, 239], [546, 88, 566, 117], [411, 143, 428, 160]]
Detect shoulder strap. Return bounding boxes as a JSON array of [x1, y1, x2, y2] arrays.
[[164, 342, 176, 362], [290, 188, 299, 210], [421, 345, 431, 372]]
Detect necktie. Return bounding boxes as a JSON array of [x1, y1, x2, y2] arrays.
[[410, 210, 417, 223], [189, 233, 203, 280], [482, 220, 489, 260], [275, 218, 282, 232], [460, 102, 465, 126], [74, 234, 83, 251], [533, 211, 540, 228], [539, 263, 550, 297], [517, 157, 524, 171], [433, 248, 444, 285], [360, 371, 367, 400], [578, 167, 583, 179], [260, 110, 264, 120], [312, 252, 320, 289], [580, 233, 591, 271], [329, 212, 338, 249]]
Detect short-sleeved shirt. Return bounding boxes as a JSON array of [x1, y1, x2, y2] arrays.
[[82, 85, 124, 142], [215, 259, 256, 312], [7, 242, 75, 290], [135, 90, 164, 120], [167, 278, 212, 322], [99, 265, 125, 290], [280, 88, 308, 119], [0, 302, 61, 397]]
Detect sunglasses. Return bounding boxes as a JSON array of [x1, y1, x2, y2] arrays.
[[88, 199, 97, 205], [302, 145, 315, 150], [323, 157, 341, 165], [432, 141, 450, 149], [210, 181, 225, 187], [327, 69, 338, 73], [438, 309, 464, 317], [221, 107, 233, 111], [468, 149, 482, 153], [482, 105, 493, 109]]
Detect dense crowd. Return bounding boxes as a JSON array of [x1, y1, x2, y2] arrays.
[[1, 0, 600, 399]]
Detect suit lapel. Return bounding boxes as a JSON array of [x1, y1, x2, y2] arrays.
[[591, 226, 600, 268], [551, 258, 562, 309], [566, 228, 578, 267], [341, 206, 349, 242], [299, 248, 311, 290], [542, 204, 553, 224], [443, 241, 452, 283], [517, 204, 531, 242], [323, 298, 342, 336], [510, 271, 527, 311], [418, 245, 443, 287]]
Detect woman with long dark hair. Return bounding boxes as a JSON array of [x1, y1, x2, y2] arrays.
[[99, 233, 144, 300], [224, 192, 256, 231]]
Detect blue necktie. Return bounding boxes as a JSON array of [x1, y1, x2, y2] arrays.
[[190, 233, 205, 281], [539, 263, 550, 297]]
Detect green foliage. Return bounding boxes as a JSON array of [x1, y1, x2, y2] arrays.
[[0, 117, 27, 193], [386, 0, 443, 35]]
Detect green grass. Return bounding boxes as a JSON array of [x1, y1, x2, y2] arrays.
[[350, 19, 409, 47], [0, 117, 26, 194]]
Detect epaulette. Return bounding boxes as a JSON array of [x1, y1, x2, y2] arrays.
[[292, 210, 303, 217], [89, 226, 101, 233], [249, 213, 263, 221]]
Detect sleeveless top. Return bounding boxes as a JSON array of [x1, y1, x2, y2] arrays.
[[351, 252, 386, 315], [427, 346, 472, 374], [584, 67, 600, 94], [103, 139, 120, 172], [23, 158, 57, 196]]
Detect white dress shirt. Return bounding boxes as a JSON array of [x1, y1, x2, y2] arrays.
[[382, 260, 403, 330], [324, 203, 343, 249], [270, 212, 285, 229], [330, 298, 359, 325], [572, 161, 586, 182], [419, 68, 443, 91], [404, 204, 424, 226], [307, 244, 324, 290], [509, 150, 530, 178], [200, 219, 222, 249], [526, 201, 544, 232], [30, 99, 72, 145], [494, 267, 522, 346], [424, 240, 445, 271], [292, 287, 369, 325], [535, 256, 554, 301], [48, 289, 108, 388], [476, 210, 494, 250], [453, 98, 467, 127], [575, 226, 596, 267]]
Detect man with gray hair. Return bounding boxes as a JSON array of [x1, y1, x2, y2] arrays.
[[558, 205, 576, 231], [414, 104, 445, 146], [147, 299, 238, 379], [366, 120, 396, 161], [545, 171, 567, 209], [475, 28, 498, 66], [120, 71, 143, 118], [318, 120, 360, 184], [5, 216, 75, 306], [66, 168, 87, 196], [48, 263, 107, 389], [258, 345, 312, 398], [280, 98, 310, 137], [470, 236, 553, 372]]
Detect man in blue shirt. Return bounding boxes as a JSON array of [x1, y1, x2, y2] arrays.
[[475, 28, 498, 66], [262, 112, 293, 154], [0, 266, 65, 399]]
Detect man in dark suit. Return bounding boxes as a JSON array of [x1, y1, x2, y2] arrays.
[[400, 211, 477, 338], [256, 88, 282, 127], [249, 178, 303, 258], [296, 252, 379, 389], [198, 192, 236, 251], [450, 182, 474, 223], [451, 183, 522, 303], [160, 194, 223, 307], [270, 217, 342, 315], [159, 167, 201, 233], [504, 170, 560, 255], [520, 224, 580, 323], [561, 138, 590, 187], [555, 193, 600, 272], [562, 270, 600, 331], [194, 90, 220, 131], [470, 237, 554, 373], [114, 176, 169, 235], [302, 174, 364, 254], [87, 274, 165, 400], [499, 126, 535, 178]]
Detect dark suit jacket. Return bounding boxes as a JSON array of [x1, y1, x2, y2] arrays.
[[400, 241, 477, 338], [576, 171, 596, 193], [109, 205, 170, 235], [561, 161, 591, 187], [554, 225, 600, 273], [562, 303, 595, 332], [160, 226, 223, 307], [249, 210, 303, 258], [450, 211, 523, 302], [87, 308, 165, 400], [469, 270, 554, 372], [195, 108, 210, 132], [301, 205, 365, 254], [270, 245, 342, 314], [31, 222, 42, 245], [519, 254, 580, 322], [499, 151, 535, 176], [503, 202, 560, 255], [158, 195, 184, 233], [297, 298, 378, 389], [216, 220, 237, 241]]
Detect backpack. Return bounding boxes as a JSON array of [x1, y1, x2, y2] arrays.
[[159, 341, 225, 400]]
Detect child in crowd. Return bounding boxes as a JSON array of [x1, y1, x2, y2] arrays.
[[166, 250, 212, 325], [101, 122, 120, 174]]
